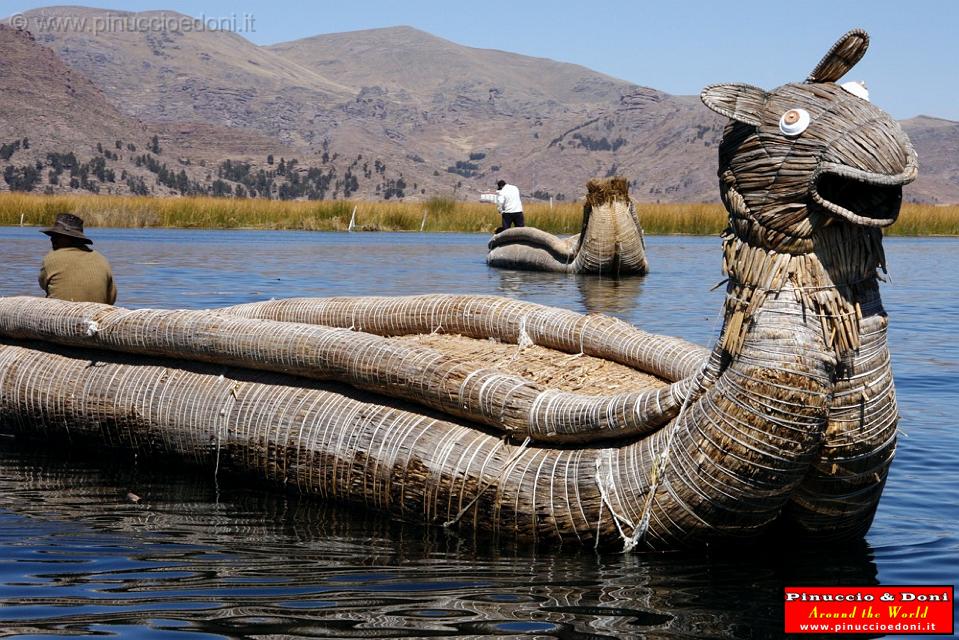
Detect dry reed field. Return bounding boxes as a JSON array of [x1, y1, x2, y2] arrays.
[[0, 193, 955, 236]]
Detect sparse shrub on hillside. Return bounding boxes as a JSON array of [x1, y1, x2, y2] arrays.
[[126, 175, 150, 196], [219, 159, 253, 182], [89, 157, 114, 182], [3, 164, 41, 191], [342, 170, 359, 197], [536, 191, 566, 201], [382, 177, 406, 199], [211, 179, 232, 197], [0, 141, 21, 161], [215, 158, 338, 201], [46, 152, 78, 176], [570, 134, 627, 152], [446, 161, 479, 178], [137, 153, 202, 195]]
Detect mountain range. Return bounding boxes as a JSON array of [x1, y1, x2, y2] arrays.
[[2, 6, 957, 203]]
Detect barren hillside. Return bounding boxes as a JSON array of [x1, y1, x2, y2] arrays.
[[3, 7, 956, 203]]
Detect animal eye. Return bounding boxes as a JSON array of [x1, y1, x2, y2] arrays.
[[779, 108, 810, 136]]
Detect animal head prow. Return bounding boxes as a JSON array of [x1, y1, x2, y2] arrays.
[[700, 28, 870, 123]]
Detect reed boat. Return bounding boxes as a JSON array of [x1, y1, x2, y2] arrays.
[[487, 178, 648, 276], [0, 30, 915, 549]]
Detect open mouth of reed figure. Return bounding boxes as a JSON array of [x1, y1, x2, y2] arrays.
[[812, 163, 916, 228]]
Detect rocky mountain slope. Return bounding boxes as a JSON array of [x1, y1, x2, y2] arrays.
[[0, 20, 406, 199], [3, 7, 956, 203], [900, 116, 959, 203], [0, 23, 178, 195]]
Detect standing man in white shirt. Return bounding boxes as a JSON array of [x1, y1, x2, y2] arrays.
[[495, 179, 525, 231]]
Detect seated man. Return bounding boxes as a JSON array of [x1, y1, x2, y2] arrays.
[[38, 213, 117, 304]]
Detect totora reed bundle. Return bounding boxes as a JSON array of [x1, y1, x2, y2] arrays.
[[487, 178, 649, 276], [0, 30, 913, 549]]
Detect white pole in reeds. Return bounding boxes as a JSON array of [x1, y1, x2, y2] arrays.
[[19, 213, 25, 226], [348, 205, 357, 232], [420, 209, 427, 232], [549, 196, 553, 210]]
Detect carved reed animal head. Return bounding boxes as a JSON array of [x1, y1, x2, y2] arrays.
[[701, 30, 918, 253]]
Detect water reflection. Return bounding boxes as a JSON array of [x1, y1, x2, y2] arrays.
[[494, 268, 645, 318], [0, 441, 882, 639], [576, 276, 645, 316]]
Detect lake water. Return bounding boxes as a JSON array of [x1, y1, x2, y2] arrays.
[[0, 228, 956, 638]]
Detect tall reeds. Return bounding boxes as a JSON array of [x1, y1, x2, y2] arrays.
[[0, 192, 955, 236]]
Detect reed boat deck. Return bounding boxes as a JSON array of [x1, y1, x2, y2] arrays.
[[394, 333, 668, 396]]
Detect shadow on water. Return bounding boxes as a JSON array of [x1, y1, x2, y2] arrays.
[[0, 439, 883, 639]]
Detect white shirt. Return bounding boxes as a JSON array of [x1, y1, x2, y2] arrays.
[[495, 184, 523, 214]]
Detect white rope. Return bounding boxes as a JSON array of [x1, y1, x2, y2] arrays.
[[213, 374, 239, 495], [593, 451, 635, 549], [517, 315, 533, 349], [626, 336, 719, 550], [443, 436, 532, 528]]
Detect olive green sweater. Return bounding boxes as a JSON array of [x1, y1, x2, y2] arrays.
[[39, 247, 118, 304]]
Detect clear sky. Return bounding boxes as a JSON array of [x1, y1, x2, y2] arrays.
[[2, 0, 956, 121]]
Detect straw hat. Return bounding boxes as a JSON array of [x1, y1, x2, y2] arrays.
[[40, 213, 92, 244]]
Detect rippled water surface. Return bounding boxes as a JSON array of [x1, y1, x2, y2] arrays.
[[0, 228, 956, 638]]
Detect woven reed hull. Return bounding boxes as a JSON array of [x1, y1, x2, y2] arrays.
[[216, 288, 900, 544], [487, 199, 647, 276], [0, 287, 865, 549], [784, 287, 898, 539], [221, 292, 857, 547]]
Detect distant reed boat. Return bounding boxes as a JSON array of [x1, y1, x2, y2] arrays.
[[0, 30, 915, 549], [487, 178, 649, 276]]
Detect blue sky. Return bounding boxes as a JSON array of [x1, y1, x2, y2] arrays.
[[3, 0, 956, 120]]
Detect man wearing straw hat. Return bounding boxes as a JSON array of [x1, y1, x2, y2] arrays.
[[38, 213, 117, 304]]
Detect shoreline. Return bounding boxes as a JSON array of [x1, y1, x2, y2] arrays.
[[7, 226, 959, 239], [2, 193, 957, 237]]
